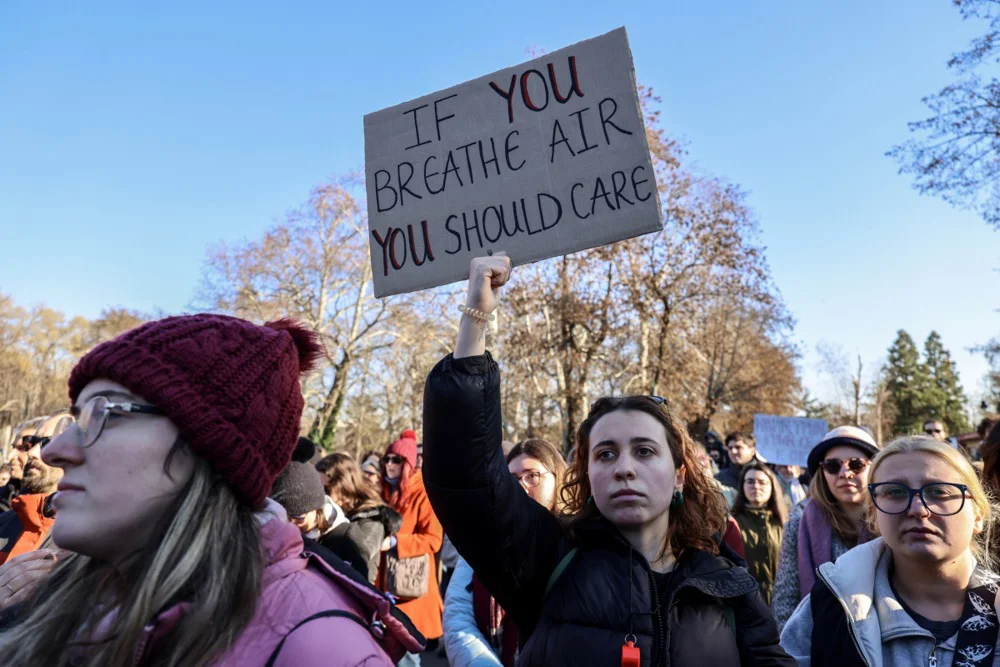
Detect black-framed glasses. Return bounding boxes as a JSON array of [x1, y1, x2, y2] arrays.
[[383, 454, 405, 465], [868, 482, 969, 516], [68, 395, 164, 448], [821, 457, 870, 475], [513, 470, 553, 488]]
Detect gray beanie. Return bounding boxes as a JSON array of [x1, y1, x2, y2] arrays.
[[270, 460, 326, 517]]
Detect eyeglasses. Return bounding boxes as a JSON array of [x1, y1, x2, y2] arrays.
[[68, 395, 164, 448], [383, 454, 405, 465], [820, 457, 870, 476], [513, 470, 552, 488], [924, 428, 943, 435], [868, 482, 969, 516]]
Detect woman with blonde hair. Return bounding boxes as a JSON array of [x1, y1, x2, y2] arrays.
[[771, 425, 879, 628], [781, 436, 1000, 666], [423, 256, 792, 666], [0, 315, 422, 666]]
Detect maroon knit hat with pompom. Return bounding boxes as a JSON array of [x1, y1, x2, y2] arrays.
[[67, 314, 322, 508]]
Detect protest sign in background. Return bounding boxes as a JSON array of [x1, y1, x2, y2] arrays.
[[753, 415, 829, 468], [364, 27, 663, 297]]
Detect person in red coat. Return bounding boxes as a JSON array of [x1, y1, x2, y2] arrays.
[[379, 431, 444, 666]]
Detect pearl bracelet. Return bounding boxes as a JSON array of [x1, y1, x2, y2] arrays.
[[458, 305, 495, 323]]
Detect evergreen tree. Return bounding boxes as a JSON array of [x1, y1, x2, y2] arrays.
[[885, 330, 929, 435], [922, 331, 970, 434]]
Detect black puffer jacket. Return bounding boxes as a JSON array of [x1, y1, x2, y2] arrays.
[[423, 353, 793, 667]]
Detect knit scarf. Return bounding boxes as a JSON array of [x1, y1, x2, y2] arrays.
[[798, 502, 877, 599], [472, 573, 518, 666], [797, 502, 833, 599]]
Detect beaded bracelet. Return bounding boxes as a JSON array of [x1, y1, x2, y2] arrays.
[[458, 305, 496, 323]]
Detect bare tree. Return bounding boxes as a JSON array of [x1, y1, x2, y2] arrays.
[[889, 0, 1000, 228], [196, 181, 399, 448]]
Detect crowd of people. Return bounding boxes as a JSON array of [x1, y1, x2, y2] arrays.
[[0, 256, 997, 665]]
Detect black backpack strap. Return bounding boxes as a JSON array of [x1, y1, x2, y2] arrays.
[[264, 610, 368, 667], [301, 536, 426, 648]]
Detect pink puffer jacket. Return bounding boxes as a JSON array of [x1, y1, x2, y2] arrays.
[[120, 502, 425, 666]]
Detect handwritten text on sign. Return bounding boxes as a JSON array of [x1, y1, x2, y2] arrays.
[[363, 27, 663, 297], [753, 415, 830, 468]]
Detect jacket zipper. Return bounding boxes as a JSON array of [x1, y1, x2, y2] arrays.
[[647, 570, 666, 667], [928, 643, 937, 667], [816, 569, 871, 667]]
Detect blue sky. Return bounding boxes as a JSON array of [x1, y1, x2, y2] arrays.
[[2, 1, 997, 408]]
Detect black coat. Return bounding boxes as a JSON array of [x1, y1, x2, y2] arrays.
[[423, 353, 793, 667], [0, 479, 21, 513], [320, 505, 403, 585]]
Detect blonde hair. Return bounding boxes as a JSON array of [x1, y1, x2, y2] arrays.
[[867, 435, 998, 572], [809, 470, 864, 546], [0, 450, 262, 667]]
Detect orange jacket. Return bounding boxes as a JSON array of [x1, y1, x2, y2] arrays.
[[379, 470, 444, 640], [0, 493, 55, 565]]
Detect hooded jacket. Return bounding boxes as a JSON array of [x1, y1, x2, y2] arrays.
[[0, 493, 55, 565], [733, 507, 783, 606], [423, 353, 793, 666], [63, 500, 424, 666], [780, 538, 1000, 667], [378, 469, 444, 640]]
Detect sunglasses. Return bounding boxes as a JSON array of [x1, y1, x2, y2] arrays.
[[383, 454, 405, 465], [590, 395, 669, 413], [15, 435, 51, 452], [924, 428, 943, 435], [820, 457, 870, 475]]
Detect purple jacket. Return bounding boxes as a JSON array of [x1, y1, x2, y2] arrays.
[[73, 502, 424, 666]]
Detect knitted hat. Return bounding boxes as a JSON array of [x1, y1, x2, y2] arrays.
[[386, 430, 419, 470], [360, 454, 380, 475], [807, 425, 880, 476], [293, 437, 323, 465], [270, 461, 326, 517], [67, 314, 322, 508]]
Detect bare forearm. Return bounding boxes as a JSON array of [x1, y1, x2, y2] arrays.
[[454, 315, 488, 359]]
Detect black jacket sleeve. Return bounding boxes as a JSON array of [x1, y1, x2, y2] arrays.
[[0, 480, 21, 514], [422, 353, 565, 632], [734, 590, 796, 666]]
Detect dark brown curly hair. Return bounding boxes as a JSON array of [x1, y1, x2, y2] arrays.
[[560, 396, 728, 556]]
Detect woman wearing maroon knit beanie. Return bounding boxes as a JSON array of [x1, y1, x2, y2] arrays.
[[0, 314, 422, 667]]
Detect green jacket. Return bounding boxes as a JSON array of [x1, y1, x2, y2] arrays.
[[733, 507, 783, 606]]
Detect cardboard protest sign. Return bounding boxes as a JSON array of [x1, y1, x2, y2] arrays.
[[753, 415, 829, 468], [364, 27, 663, 297]]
